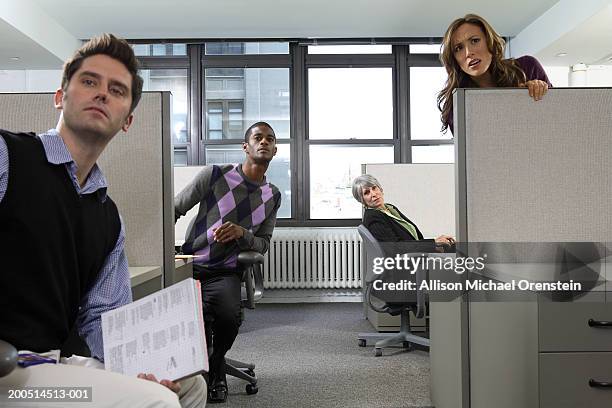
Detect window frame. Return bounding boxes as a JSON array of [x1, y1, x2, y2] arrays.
[[133, 38, 454, 227]]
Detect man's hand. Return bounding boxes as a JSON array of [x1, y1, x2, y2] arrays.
[[137, 373, 181, 394], [520, 80, 548, 101], [213, 221, 245, 243]]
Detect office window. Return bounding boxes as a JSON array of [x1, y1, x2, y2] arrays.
[[410, 67, 450, 140], [130, 39, 460, 225], [133, 44, 186, 56], [141, 69, 189, 144], [308, 68, 393, 140], [205, 144, 292, 218], [308, 45, 392, 54], [205, 42, 289, 55], [410, 44, 442, 54], [412, 145, 454, 163], [309, 145, 394, 219], [204, 68, 290, 139]]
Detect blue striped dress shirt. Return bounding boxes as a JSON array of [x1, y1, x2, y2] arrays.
[[0, 129, 132, 361]]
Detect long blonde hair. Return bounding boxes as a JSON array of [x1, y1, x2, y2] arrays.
[[437, 14, 526, 132]]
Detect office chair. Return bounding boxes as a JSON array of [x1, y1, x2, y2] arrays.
[[357, 225, 430, 357], [223, 250, 264, 395], [0, 340, 18, 377], [183, 217, 263, 395]]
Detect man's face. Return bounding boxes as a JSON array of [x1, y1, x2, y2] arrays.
[[55, 54, 134, 142], [243, 125, 277, 164]]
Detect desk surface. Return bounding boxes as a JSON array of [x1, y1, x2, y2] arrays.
[[129, 266, 162, 287]]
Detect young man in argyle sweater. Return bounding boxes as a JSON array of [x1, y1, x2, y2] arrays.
[[174, 122, 281, 403]]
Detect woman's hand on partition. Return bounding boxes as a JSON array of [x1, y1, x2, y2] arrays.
[[521, 79, 548, 101]]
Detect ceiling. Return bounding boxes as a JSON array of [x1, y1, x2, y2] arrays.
[[0, 17, 64, 69], [0, 0, 611, 69]]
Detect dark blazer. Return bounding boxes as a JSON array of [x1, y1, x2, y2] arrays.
[[363, 204, 435, 253]]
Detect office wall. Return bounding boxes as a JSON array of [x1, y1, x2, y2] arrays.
[[363, 163, 455, 237], [0, 92, 175, 283]]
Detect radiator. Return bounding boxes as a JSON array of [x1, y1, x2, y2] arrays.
[[262, 228, 362, 289]]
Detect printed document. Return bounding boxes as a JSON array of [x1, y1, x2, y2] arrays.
[[102, 278, 208, 381]]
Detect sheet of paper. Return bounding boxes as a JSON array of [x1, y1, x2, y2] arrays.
[[102, 278, 208, 381]]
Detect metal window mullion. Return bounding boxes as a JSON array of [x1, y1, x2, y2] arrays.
[[137, 57, 189, 68], [277, 219, 362, 228], [202, 54, 291, 68], [188, 44, 202, 165], [306, 139, 398, 145], [407, 53, 443, 67], [394, 45, 410, 163], [305, 54, 395, 66], [291, 43, 307, 222], [409, 139, 454, 146], [297, 37, 443, 46]]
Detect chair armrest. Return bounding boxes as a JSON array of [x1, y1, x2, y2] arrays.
[[0, 339, 17, 377], [238, 251, 265, 309], [237, 251, 264, 266]]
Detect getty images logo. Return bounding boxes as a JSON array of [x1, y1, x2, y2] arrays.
[[372, 253, 487, 275]]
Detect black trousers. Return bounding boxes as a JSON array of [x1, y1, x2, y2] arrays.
[[197, 268, 243, 380]]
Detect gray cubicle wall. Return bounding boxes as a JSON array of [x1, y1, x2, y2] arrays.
[[363, 163, 455, 238], [431, 88, 612, 408], [0, 92, 175, 286], [459, 88, 612, 243]]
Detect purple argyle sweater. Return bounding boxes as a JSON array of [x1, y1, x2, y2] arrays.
[[175, 164, 280, 269]]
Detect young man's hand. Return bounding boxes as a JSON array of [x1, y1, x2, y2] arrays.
[[213, 221, 245, 243], [137, 373, 181, 393]]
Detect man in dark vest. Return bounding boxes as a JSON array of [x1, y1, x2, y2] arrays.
[[0, 34, 205, 407]]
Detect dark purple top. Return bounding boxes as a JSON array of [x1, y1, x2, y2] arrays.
[[446, 55, 552, 134]]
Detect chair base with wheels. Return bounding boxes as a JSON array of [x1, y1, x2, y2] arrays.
[[219, 251, 264, 395], [184, 216, 265, 398], [225, 357, 258, 395], [358, 307, 430, 357], [357, 224, 431, 357]]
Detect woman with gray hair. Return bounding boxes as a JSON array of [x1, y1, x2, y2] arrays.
[[352, 175, 454, 250]]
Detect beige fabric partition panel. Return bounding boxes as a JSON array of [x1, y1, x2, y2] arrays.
[[362, 163, 455, 238], [460, 88, 612, 242], [0, 92, 174, 284]]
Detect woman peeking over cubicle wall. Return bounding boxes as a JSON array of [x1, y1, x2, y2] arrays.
[[352, 175, 454, 254], [437, 13, 552, 134]]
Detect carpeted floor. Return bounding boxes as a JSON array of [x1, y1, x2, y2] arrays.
[[222, 303, 433, 408]]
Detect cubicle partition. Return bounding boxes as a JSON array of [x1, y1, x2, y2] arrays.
[[363, 163, 454, 330], [0, 92, 176, 294], [431, 88, 612, 408]]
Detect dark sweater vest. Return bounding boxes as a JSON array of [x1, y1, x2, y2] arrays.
[[0, 130, 120, 352]]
